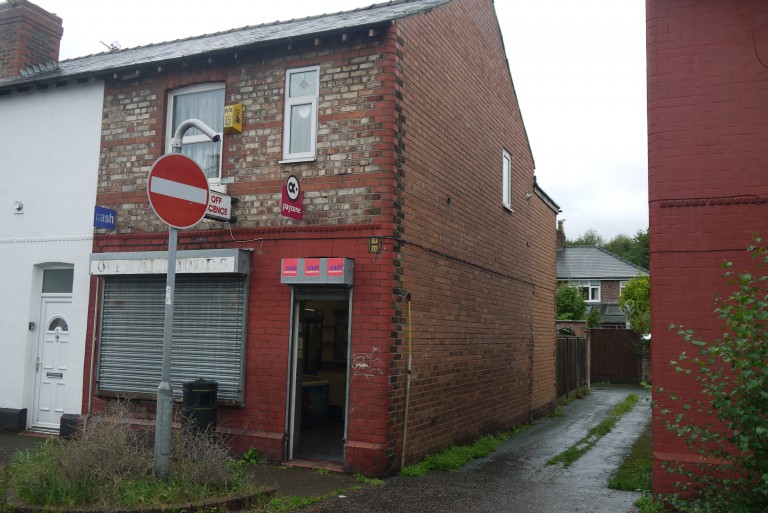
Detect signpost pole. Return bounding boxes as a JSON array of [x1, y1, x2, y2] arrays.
[[151, 118, 218, 478], [153, 225, 177, 478]]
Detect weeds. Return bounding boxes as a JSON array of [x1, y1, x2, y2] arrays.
[[400, 425, 530, 477], [547, 393, 640, 468], [354, 473, 384, 485], [6, 400, 255, 508]]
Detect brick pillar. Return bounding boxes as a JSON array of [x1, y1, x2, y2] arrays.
[[0, 0, 63, 80]]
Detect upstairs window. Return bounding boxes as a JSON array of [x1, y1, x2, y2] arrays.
[[167, 84, 224, 180], [282, 66, 319, 162], [502, 150, 512, 210], [573, 280, 601, 302]]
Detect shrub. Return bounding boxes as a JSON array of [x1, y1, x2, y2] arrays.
[[8, 400, 252, 507]]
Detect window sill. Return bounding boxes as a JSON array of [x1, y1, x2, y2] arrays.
[[503, 204, 514, 213], [280, 156, 316, 164]]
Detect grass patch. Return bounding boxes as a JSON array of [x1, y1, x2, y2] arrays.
[[609, 422, 652, 491], [634, 494, 665, 513], [547, 393, 640, 468], [400, 425, 530, 477]]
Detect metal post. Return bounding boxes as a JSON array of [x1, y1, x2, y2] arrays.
[[151, 118, 219, 478], [153, 225, 177, 478]]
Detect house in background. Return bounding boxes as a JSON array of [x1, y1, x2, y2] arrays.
[[556, 222, 648, 327], [647, 0, 768, 496], [0, 0, 103, 433], [0, 0, 559, 476]]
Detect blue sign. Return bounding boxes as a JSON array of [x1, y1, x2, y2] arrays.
[[94, 206, 116, 231]]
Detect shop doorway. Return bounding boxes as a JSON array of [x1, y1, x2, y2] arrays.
[[288, 289, 350, 463]]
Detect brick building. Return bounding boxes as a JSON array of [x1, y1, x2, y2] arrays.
[[1, 0, 559, 476], [647, 0, 768, 494]]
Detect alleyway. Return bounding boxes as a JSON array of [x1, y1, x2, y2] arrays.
[[304, 386, 650, 513]]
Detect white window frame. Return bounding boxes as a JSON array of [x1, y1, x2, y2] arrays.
[[502, 150, 512, 211], [281, 66, 320, 163], [619, 280, 629, 296], [165, 83, 224, 182], [573, 280, 601, 303]]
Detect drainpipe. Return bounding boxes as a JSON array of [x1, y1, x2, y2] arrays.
[[401, 293, 413, 470]]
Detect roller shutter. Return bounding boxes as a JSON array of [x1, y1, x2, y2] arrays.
[[97, 275, 246, 401]]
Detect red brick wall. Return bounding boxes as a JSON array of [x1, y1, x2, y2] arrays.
[[391, 0, 556, 465], [647, 0, 768, 495], [84, 225, 394, 467], [0, 0, 62, 79]]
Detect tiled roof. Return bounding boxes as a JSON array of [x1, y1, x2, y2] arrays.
[[0, 0, 451, 89], [557, 246, 648, 280]]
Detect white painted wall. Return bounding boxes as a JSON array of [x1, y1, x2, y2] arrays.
[[0, 81, 103, 424]]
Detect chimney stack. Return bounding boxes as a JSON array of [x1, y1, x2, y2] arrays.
[[556, 219, 566, 251], [0, 0, 63, 80]]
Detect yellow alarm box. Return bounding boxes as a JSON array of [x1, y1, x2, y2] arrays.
[[223, 104, 243, 134]]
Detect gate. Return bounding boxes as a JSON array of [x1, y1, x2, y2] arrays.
[[590, 328, 642, 384], [556, 336, 588, 399]]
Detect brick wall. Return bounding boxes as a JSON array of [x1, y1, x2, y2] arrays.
[[391, 0, 556, 465], [86, 0, 556, 476], [647, 0, 768, 495], [85, 225, 394, 466], [0, 0, 62, 79], [96, 32, 396, 234]]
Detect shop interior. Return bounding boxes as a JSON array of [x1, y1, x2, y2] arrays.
[[293, 299, 349, 462]]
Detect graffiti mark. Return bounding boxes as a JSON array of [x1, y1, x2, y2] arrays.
[[352, 348, 383, 381]]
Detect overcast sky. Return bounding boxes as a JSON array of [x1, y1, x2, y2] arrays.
[[34, 0, 648, 241]]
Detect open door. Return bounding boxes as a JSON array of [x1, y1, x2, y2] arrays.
[[287, 288, 351, 463]]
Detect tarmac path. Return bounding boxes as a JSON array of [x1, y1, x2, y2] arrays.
[[303, 385, 650, 513]]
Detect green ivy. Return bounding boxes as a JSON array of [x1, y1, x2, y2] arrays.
[[660, 236, 768, 512]]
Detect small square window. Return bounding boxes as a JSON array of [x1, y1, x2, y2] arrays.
[[43, 269, 74, 294]]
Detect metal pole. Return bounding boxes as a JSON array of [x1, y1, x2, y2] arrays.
[[152, 119, 219, 478], [401, 293, 413, 470], [154, 227, 178, 478]]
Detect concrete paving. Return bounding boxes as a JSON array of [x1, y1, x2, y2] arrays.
[[1, 385, 650, 512], [303, 385, 651, 513]]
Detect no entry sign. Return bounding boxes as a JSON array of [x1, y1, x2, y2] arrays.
[[147, 154, 209, 229]]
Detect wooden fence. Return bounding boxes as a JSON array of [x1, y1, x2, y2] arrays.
[[590, 328, 643, 384], [556, 336, 589, 399]]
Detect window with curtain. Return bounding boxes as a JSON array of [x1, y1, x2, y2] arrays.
[[167, 84, 225, 180], [282, 66, 319, 162]]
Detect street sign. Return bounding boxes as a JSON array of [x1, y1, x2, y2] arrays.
[[147, 154, 209, 229]]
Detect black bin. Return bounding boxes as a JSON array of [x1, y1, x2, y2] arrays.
[[182, 379, 218, 431]]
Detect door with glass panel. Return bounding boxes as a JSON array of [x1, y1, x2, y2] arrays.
[[32, 268, 74, 430]]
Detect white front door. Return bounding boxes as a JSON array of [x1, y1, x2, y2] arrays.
[[32, 298, 72, 430]]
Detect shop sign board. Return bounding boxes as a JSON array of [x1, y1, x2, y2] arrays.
[[94, 206, 116, 231], [205, 190, 232, 222], [281, 257, 353, 286], [281, 175, 303, 221]]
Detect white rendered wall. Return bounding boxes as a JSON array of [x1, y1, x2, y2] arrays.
[[0, 81, 103, 420]]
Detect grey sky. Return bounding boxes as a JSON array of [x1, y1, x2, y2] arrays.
[[35, 0, 648, 240]]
